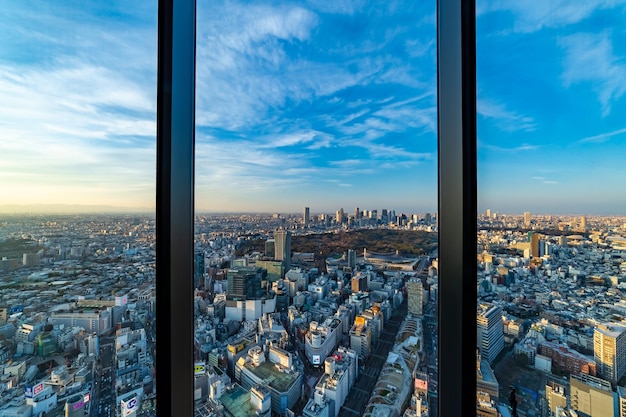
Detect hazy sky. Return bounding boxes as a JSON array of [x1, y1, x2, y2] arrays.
[[1, 1, 625, 215]]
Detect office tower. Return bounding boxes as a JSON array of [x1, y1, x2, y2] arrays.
[[347, 249, 356, 270], [570, 373, 614, 416], [485, 209, 491, 218], [407, 277, 423, 316], [351, 274, 367, 292], [355, 207, 360, 220], [226, 266, 265, 300], [424, 212, 432, 224], [264, 239, 275, 258], [545, 381, 567, 416], [336, 208, 344, 224], [274, 229, 291, 270], [477, 303, 504, 364], [523, 211, 531, 227], [194, 251, 205, 289], [303, 207, 310, 226], [580, 216, 587, 231], [529, 232, 540, 258], [594, 322, 626, 383]]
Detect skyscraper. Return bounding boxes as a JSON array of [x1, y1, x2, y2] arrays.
[[274, 229, 291, 270], [303, 207, 310, 226], [194, 251, 205, 289], [477, 303, 504, 364], [580, 216, 587, 231], [336, 208, 344, 224], [523, 211, 531, 227], [594, 322, 626, 383]]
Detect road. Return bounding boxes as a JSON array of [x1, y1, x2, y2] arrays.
[[338, 300, 408, 417], [422, 300, 438, 416], [93, 338, 115, 417]]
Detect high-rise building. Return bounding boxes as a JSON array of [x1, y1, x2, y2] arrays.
[[580, 216, 587, 231], [529, 232, 540, 258], [336, 208, 345, 224], [274, 229, 291, 270], [407, 278, 423, 316], [347, 249, 356, 270], [523, 211, 531, 227], [264, 239, 275, 258], [477, 303, 504, 364], [303, 207, 310, 226], [194, 250, 205, 289], [485, 209, 491, 218], [570, 373, 614, 417], [354, 207, 360, 220], [594, 322, 626, 383], [226, 267, 266, 300]]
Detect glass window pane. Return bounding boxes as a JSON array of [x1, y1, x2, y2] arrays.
[[195, 1, 438, 416], [0, 3, 157, 417], [477, 2, 626, 416]]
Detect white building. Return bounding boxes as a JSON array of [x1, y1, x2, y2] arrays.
[[477, 303, 504, 364]]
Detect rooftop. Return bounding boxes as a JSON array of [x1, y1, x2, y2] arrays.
[[220, 384, 256, 417], [247, 360, 300, 393]]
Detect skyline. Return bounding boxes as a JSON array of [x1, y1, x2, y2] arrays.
[[1, 1, 625, 214]]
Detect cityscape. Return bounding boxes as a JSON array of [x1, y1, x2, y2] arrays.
[[1, 209, 626, 416], [2, 1, 626, 417]]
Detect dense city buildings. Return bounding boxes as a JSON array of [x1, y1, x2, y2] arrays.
[[0, 208, 441, 417], [478, 212, 626, 416], [3, 209, 626, 416]]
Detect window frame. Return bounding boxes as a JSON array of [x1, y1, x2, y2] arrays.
[[155, 0, 478, 415], [156, 0, 196, 416], [437, 0, 477, 416]]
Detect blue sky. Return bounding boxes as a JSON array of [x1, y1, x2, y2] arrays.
[[1, 1, 625, 215], [477, 1, 626, 215]]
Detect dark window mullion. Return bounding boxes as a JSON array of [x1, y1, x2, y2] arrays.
[[156, 0, 196, 415], [437, 0, 477, 415]]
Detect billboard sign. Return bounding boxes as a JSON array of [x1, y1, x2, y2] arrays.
[[24, 382, 44, 398], [415, 377, 428, 392], [122, 396, 137, 415], [194, 362, 205, 375]]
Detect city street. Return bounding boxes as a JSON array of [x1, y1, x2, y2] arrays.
[[338, 300, 407, 417]]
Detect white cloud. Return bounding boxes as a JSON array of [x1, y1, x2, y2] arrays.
[[477, 0, 626, 33], [559, 31, 626, 116], [579, 127, 626, 143], [477, 99, 536, 132], [481, 142, 539, 152]]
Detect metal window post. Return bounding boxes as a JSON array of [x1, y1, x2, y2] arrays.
[[437, 0, 477, 415], [156, 0, 196, 415]]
